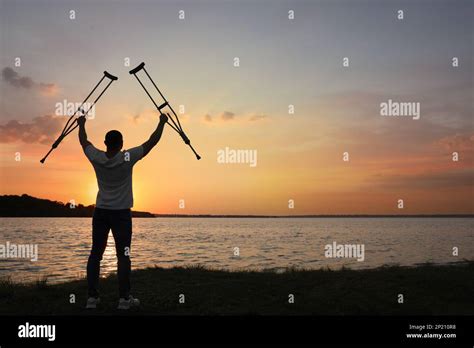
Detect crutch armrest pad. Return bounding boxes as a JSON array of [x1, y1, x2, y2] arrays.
[[129, 62, 145, 75], [104, 71, 118, 81]]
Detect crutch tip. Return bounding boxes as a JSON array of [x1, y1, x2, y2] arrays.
[[40, 159, 45, 164], [196, 155, 201, 160]]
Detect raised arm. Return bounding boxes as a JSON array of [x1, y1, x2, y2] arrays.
[[141, 113, 168, 157], [77, 116, 92, 149]]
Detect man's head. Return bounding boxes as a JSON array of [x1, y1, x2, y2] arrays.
[[104, 130, 123, 151]]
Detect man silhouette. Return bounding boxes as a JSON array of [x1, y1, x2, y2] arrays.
[[77, 113, 168, 309]]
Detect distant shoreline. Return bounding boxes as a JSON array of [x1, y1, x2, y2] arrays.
[[1, 194, 472, 218], [152, 214, 474, 218]]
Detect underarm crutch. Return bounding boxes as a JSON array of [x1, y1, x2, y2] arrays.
[[129, 62, 201, 160], [40, 71, 118, 164]]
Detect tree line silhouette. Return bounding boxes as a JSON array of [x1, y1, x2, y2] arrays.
[[0, 194, 154, 217]]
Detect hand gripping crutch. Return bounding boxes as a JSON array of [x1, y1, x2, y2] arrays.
[[40, 71, 118, 164], [129, 62, 201, 160]]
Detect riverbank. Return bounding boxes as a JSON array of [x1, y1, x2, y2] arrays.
[[0, 261, 472, 315]]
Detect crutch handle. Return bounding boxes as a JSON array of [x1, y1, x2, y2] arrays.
[[129, 62, 145, 75], [158, 101, 169, 111], [104, 71, 118, 81]]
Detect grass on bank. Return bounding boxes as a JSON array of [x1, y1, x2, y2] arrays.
[[0, 262, 473, 315]]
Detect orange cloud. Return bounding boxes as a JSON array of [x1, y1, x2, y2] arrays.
[[0, 115, 64, 145], [202, 114, 212, 122], [202, 111, 268, 124], [249, 114, 268, 122], [220, 111, 235, 121], [38, 83, 59, 96], [437, 133, 474, 152]]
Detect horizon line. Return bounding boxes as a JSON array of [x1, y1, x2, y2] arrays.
[[151, 214, 474, 218], [1, 194, 473, 218]]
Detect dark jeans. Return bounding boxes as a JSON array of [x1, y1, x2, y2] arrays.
[[87, 207, 132, 298]]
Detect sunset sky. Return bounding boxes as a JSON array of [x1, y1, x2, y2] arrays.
[[0, 0, 472, 215]]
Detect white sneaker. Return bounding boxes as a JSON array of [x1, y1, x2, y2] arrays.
[[86, 297, 100, 309], [117, 295, 140, 310]]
